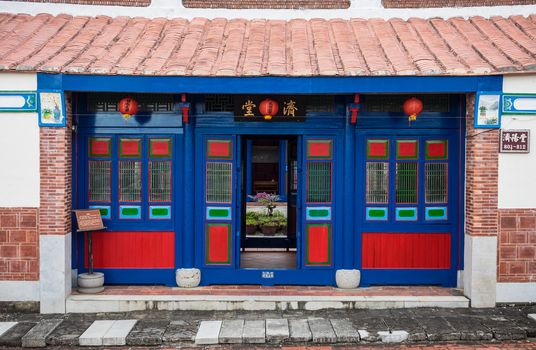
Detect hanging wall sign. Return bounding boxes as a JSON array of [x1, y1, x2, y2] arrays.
[[0, 92, 37, 112], [500, 129, 530, 153], [502, 94, 536, 115], [474, 92, 501, 129], [234, 95, 306, 122], [38, 90, 66, 127]]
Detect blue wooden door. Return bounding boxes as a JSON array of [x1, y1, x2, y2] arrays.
[[200, 135, 240, 269], [301, 137, 336, 269], [356, 131, 460, 286]]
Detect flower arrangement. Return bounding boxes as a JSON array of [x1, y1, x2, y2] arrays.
[[248, 192, 280, 216]]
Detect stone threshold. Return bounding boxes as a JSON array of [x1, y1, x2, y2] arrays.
[[66, 287, 469, 312]]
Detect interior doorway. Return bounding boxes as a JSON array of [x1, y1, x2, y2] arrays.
[[240, 136, 298, 269]]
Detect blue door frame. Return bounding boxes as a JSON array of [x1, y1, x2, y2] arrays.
[[194, 121, 345, 286]]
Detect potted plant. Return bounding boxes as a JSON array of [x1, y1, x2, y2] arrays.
[[245, 211, 258, 235], [278, 220, 288, 235], [261, 218, 278, 236]]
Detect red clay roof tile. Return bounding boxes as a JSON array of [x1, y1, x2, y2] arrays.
[[0, 13, 535, 76]]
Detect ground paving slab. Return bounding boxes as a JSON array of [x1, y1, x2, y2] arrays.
[[0, 306, 535, 348]]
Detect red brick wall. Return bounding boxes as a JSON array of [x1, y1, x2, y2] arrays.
[[39, 92, 72, 236], [0, 208, 39, 281], [382, 0, 536, 7], [183, 0, 350, 8], [465, 93, 499, 237], [498, 209, 536, 282], [2, 0, 150, 6]]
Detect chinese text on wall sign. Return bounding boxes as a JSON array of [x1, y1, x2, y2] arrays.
[[500, 129, 530, 153], [234, 95, 306, 121]]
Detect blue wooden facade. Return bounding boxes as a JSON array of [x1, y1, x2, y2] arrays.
[[40, 73, 502, 287]]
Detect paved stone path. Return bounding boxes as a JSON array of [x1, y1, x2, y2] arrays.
[[0, 306, 535, 347]]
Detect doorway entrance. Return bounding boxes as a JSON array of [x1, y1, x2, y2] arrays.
[[197, 131, 338, 286], [240, 136, 298, 269]]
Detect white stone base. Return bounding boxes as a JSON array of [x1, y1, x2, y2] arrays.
[[463, 234, 497, 308], [0, 281, 39, 301], [40, 233, 72, 313], [335, 269, 360, 289], [176, 268, 201, 288], [496, 282, 536, 303]]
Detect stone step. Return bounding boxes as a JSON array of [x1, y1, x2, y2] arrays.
[[66, 294, 469, 313], [21, 319, 63, 348], [0, 322, 17, 338], [194, 320, 222, 345]]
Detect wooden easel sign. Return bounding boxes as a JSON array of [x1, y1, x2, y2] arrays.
[[74, 209, 105, 232]]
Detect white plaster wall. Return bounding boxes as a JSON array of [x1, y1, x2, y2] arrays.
[[463, 234, 497, 307], [496, 282, 536, 303], [0, 0, 534, 19], [0, 73, 37, 91], [499, 75, 536, 209], [0, 73, 39, 207], [0, 281, 39, 301], [40, 233, 72, 313]]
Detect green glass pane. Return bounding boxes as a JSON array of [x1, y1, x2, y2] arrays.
[[398, 209, 415, 217], [122, 207, 139, 215], [309, 209, 329, 217], [209, 209, 229, 217], [428, 209, 445, 217], [368, 209, 386, 218], [152, 208, 169, 216]]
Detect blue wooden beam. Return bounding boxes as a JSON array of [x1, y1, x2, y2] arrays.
[[38, 73, 502, 94]]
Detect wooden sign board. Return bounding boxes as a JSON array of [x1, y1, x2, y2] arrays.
[[74, 209, 105, 232], [500, 129, 530, 153], [234, 95, 306, 122]]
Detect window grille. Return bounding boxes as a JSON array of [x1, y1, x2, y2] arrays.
[[205, 95, 234, 112], [364, 94, 449, 113], [366, 162, 388, 203], [306, 95, 335, 113], [425, 163, 448, 203], [149, 161, 172, 202], [207, 162, 232, 203], [88, 160, 111, 202], [306, 162, 332, 203], [396, 163, 418, 203], [88, 93, 175, 112], [119, 161, 142, 202]]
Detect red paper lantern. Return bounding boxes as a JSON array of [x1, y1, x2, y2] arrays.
[[118, 96, 139, 119], [259, 98, 279, 120], [403, 97, 423, 122]]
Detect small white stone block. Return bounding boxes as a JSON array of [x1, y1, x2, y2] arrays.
[[335, 269, 361, 289], [0, 322, 17, 337], [195, 320, 222, 345], [529, 314, 536, 322], [102, 320, 137, 346], [176, 268, 201, 288], [79, 320, 115, 346], [378, 330, 409, 343]]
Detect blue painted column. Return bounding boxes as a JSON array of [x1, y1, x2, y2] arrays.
[[183, 122, 195, 267], [343, 114, 356, 269]]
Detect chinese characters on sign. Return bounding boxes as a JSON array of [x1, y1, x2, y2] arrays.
[[500, 129, 530, 153], [234, 95, 306, 121]]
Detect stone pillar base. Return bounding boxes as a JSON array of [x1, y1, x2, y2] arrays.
[[176, 268, 201, 288], [335, 269, 361, 289]]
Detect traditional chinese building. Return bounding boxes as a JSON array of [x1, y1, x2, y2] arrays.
[[0, 0, 535, 313]]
